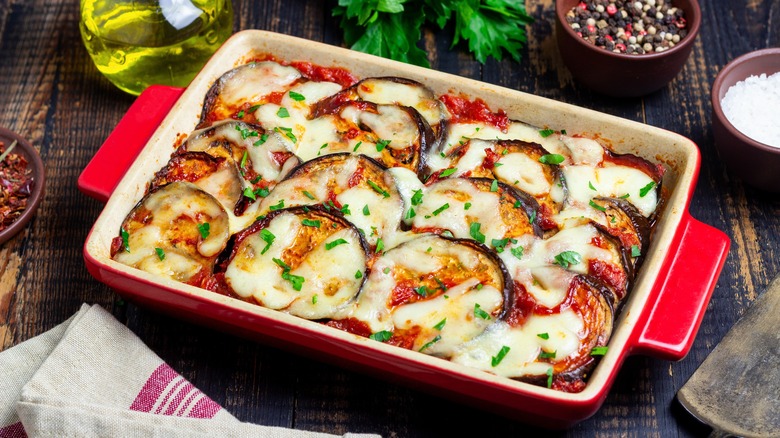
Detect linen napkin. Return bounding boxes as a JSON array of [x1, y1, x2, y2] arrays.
[[0, 304, 379, 438]]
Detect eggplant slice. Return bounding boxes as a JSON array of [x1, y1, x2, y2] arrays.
[[217, 206, 369, 320], [112, 182, 230, 286], [312, 77, 446, 143], [411, 177, 542, 246], [249, 153, 405, 248], [348, 233, 512, 358]]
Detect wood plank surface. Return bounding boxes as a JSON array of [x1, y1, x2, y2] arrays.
[[1, 0, 778, 436]]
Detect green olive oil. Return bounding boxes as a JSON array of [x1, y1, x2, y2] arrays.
[[79, 0, 233, 95]]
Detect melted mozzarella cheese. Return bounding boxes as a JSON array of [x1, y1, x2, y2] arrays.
[[451, 310, 584, 378], [340, 104, 419, 150], [563, 164, 658, 217], [393, 278, 502, 357], [388, 167, 425, 225], [560, 136, 604, 165], [438, 122, 566, 158], [494, 152, 551, 197], [355, 78, 443, 129], [219, 62, 301, 108]]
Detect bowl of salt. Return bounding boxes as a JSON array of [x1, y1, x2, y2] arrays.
[[712, 48, 780, 192]]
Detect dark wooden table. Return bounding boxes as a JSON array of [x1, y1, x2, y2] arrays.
[[1, 0, 778, 436]]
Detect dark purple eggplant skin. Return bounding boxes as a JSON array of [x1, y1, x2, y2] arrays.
[[422, 234, 515, 322], [590, 196, 653, 278], [468, 177, 544, 239]]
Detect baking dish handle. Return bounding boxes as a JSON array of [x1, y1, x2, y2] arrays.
[[631, 212, 730, 360], [77, 85, 185, 202]]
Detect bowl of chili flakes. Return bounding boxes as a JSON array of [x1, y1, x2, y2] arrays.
[[0, 127, 45, 245]]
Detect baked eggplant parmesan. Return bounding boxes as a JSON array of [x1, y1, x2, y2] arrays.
[[112, 59, 664, 393]]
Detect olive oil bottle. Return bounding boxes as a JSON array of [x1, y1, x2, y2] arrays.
[[80, 0, 233, 95]]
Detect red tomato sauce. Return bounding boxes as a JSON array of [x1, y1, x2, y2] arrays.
[[440, 94, 510, 132]]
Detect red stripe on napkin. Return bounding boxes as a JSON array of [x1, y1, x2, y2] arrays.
[[129, 363, 221, 419], [0, 422, 26, 438]]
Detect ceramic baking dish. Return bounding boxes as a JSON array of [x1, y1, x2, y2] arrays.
[[78, 30, 729, 428]]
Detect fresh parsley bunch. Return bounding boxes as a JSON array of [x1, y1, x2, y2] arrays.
[[333, 0, 534, 67]]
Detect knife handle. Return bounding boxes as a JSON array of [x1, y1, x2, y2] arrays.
[[77, 85, 185, 202], [632, 211, 730, 360]]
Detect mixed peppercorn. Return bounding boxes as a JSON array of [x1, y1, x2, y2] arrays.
[[0, 141, 33, 231], [566, 0, 688, 55]]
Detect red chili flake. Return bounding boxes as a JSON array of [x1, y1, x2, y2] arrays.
[[578, 2, 587, 9], [0, 141, 34, 231], [615, 43, 627, 52], [606, 4, 617, 15], [674, 18, 687, 28]]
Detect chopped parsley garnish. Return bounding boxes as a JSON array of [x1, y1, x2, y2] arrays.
[[405, 208, 416, 220], [274, 126, 297, 142], [620, 193, 630, 199], [302, 190, 316, 200], [474, 303, 491, 320], [631, 244, 641, 257], [259, 229, 275, 254], [589, 200, 607, 212], [269, 199, 285, 211], [490, 179, 499, 192], [370, 331, 392, 342], [546, 368, 553, 388], [253, 133, 269, 146], [272, 257, 291, 270], [340, 204, 351, 215], [352, 141, 362, 152], [120, 228, 130, 252], [538, 154, 565, 165], [383, 267, 391, 274], [301, 219, 321, 228], [510, 245, 524, 260], [491, 237, 512, 253], [355, 270, 363, 279], [317, 143, 328, 155], [311, 294, 318, 304], [432, 203, 450, 216], [476, 283, 483, 290], [376, 238, 385, 253], [154, 247, 165, 261], [433, 318, 447, 331], [639, 181, 656, 197], [415, 285, 430, 297], [529, 210, 537, 224], [237, 110, 245, 118], [434, 277, 448, 291], [375, 139, 390, 152], [367, 180, 390, 198], [464, 202, 472, 210], [254, 187, 270, 198], [419, 335, 441, 352], [240, 150, 249, 169], [248, 104, 262, 112], [363, 205, 370, 215], [197, 223, 210, 239], [325, 238, 348, 250], [538, 350, 557, 359], [411, 189, 423, 206], [235, 124, 259, 140], [276, 107, 290, 118], [250, 175, 263, 184], [440, 167, 457, 178], [513, 200, 522, 209], [491, 346, 511, 367], [493, 162, 503, 167], [273, 258, 305, 291], [537, 332, 549, 340], [288, 91, 305, 101], [590, 346, 609, 356], [588, 181, 597, 191], [554, 250, 582, 268], [538, 128, 555, 138], [469, 222, 486, 244]]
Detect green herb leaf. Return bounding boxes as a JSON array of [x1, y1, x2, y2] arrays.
[[491, 346, 511, 367], [440, 167, 457, 177], [260, 229, 275, 255], [274, 126, 297, 142], [282, 271, 305, 291], [269, 199, 285, 211], [302, 219, 321, 228], [255, 187, 270, 198], [352, 141, 363, 152], [273, 257, 291, 271], [538, 128, 555, 138], [405, 208, 416, 220], [546, 367, 553, 388], [537, 332, 549, 340], [474, 303, 491, 320], [433, 318, 447, 331], [367, 180, 390, 198], [631, 244, 641, 257], [277, 107, 290, 118], [363, 205, 370, 216], [538, 350, 557, 359], [415, 285, 430, 297], [237, 110, 245, 118], [154, 247, 165, 261], [589, 199, 607, 211], [419, 335, 441, 352], [120, 228, 130, 252], [639, 181, 656, 197], [376, 238, 385, 253], [491, 237, 510, 253], [253, 133, 269, 146], [620, 193, 630, 199], [529, 210, 537, 224], [289, 91, 306, 101], [554, 250, 582, 268], [464, 202, 472, 210], [340, 204, 351, 215], [317, 143, 328, 156], [302, 190, 316, 200], [370, 330, 392, 342], [197, 223, 210, 239], [326, 238, 348, 250], [248, 104, 262, 113], [469, 222, 486, 244], [588, 181, 597, 191], [411, 189, 423, 205], [490, 179, 499, 192], [510, 245, 524, 260], [432, 203, 450, 216], [311, 294, 318, 304], [355, 270, 363, 279], [590, 346, 609, 356], [375, 139, 391, 151], [538, 154, 565, 165]]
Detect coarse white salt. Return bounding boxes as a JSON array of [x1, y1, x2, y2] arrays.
[[721, 72, 780, 148]]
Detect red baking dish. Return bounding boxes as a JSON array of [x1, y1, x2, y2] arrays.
[[79, 30, 729, 428]]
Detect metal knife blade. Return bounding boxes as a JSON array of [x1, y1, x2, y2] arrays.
[[677, 274, 780, 437]]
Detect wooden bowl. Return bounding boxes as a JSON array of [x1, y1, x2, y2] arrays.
[[555, 0, 701, 97], [711, 48, 780, 192], [0, 127, 45, 245]]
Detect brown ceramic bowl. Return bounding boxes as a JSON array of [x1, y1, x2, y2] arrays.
[[711, 48, 780, 192], [0, 127, 45, 245], [555, 0, 701, 97]]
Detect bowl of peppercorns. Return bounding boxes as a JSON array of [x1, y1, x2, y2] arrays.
[[555, 0, 700, 97], [0, 127, 45, 245]]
